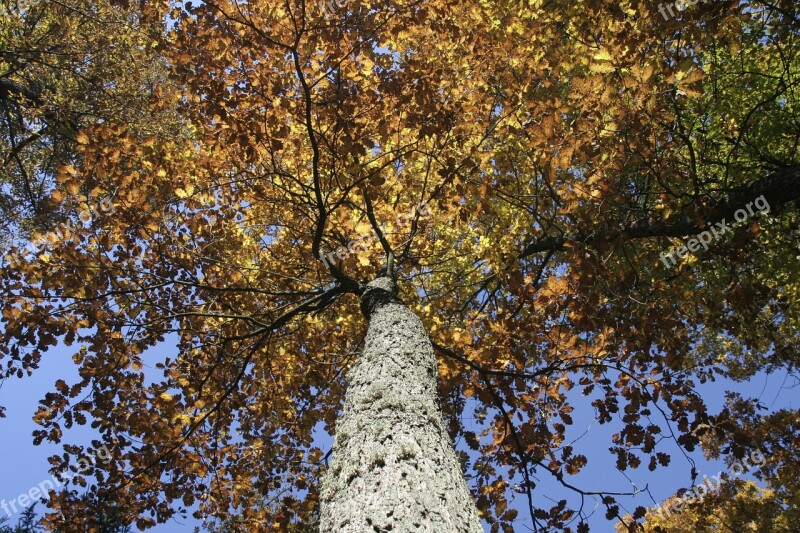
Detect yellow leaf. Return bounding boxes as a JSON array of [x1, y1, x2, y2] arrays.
[[589, 63, 616, 74], [592, 49, 613, 62], [57, 165, 77, 184], [76, 132, 90, 145], [678, 68, 704, 86]]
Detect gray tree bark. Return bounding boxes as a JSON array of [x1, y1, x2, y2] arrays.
[[319, 277, 483, 532]]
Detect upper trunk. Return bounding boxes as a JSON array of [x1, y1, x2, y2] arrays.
[[319, 277, 483, 532]]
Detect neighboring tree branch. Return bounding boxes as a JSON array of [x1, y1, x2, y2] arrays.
[[0, 76, 43, 106], [520, 165, 800, 258]]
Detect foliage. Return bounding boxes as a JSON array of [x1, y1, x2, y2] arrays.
[[0, 0, 179, 245], [0, 505, 39, 533], [622, 480, 796, 532], [0, 501, 131, 533], [0, 0, 798, 530]]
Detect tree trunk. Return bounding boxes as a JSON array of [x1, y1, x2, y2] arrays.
[[319, 277, 483, 532]]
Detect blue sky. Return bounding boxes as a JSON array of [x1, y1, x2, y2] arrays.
[[1, 337, 795, 532], [0, 341, 204, 532]]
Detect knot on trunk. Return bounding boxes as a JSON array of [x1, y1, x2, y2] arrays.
[[359, 276, 399, 319]]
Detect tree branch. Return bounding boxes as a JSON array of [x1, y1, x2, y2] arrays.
[[520, 166, 800, 258]]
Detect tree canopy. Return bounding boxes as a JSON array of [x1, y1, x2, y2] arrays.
[[1, 0, 798, 530]]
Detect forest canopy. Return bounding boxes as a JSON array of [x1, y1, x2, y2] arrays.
[[1, 0, 798, 530]]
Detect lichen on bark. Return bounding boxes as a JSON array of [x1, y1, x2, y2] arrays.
[[319, 277, 483, 532]]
